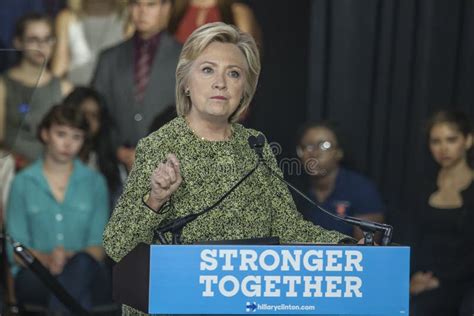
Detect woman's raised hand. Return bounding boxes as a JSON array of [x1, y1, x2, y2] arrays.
[[147, 154, 182, 212]]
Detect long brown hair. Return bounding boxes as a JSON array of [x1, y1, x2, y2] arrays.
[[168, 0, 235, 34]]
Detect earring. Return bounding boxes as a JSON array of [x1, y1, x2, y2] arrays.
[[185, 89, 190, 96]]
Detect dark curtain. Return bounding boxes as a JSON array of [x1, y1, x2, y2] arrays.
[[306, 0, 474, 242], [244, 0, 474, 242], [245, 0, 312, 161]]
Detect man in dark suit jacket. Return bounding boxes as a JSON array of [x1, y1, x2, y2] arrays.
[[92, 0, 181, 171]]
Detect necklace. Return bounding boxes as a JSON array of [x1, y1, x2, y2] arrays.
[[186, 119, 233, 141]]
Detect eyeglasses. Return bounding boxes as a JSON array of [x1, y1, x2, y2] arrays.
[[297, 140, 335, 157], [23, 36, 56, 46]]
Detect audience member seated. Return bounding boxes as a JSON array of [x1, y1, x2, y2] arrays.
[[0, 13, 73, 166], [409, 110, 474, 316], [294, 121, 385, 239], [52, 0, 129, 85], [6, 104, 109, 314], [64, 86, 124, 207], [168, 0, 261, 45], [92, 0, 181, 173]]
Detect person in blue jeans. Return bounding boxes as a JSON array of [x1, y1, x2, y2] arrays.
[[294, 121, 385, 239], [6, 104, 110, 314]]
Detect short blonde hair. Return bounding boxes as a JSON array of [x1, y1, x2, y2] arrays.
[[175, 22, 261, 123]]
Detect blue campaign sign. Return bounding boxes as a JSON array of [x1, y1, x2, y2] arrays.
[[148, 245, 410, 315]]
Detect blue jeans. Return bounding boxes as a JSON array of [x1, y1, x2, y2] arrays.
[[15, 252, 111, 314]]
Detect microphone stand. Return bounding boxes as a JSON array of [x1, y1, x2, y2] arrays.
[[1, 234, 90, 315], [251, 134, 393, 246], [342, 216, 393, 246], [0, 227, 19, 315]]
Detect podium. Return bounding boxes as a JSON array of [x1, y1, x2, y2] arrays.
[[113, 243, 410, 315]]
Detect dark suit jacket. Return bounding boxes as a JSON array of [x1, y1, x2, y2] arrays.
[[92, 32, 181, 147]]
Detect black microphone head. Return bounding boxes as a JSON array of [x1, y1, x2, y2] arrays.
[[248, 135, 257, 149], [256, 134, 266, 146], [248, 134, 265, 159]]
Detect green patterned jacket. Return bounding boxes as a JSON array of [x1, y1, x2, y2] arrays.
[[103, 117, 347, 315]]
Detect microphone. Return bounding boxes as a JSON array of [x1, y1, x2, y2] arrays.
[[154, 141, 263, 244], [248, 134, 265, 159], [155, 213, 199, 244], [249, 133, 393, 246], [342, 216, 393, 246]]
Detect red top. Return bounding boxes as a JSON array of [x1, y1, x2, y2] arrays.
[[175, 4, 222, 44]]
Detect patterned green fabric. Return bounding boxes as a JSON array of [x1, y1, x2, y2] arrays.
[[103, 117, 347, 316]]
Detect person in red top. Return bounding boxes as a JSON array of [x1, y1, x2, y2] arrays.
[[168, 0, 261, 45]]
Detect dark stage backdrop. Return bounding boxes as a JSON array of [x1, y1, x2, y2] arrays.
[[245, 0, 474, 242], [244, 0, 312, 155]]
